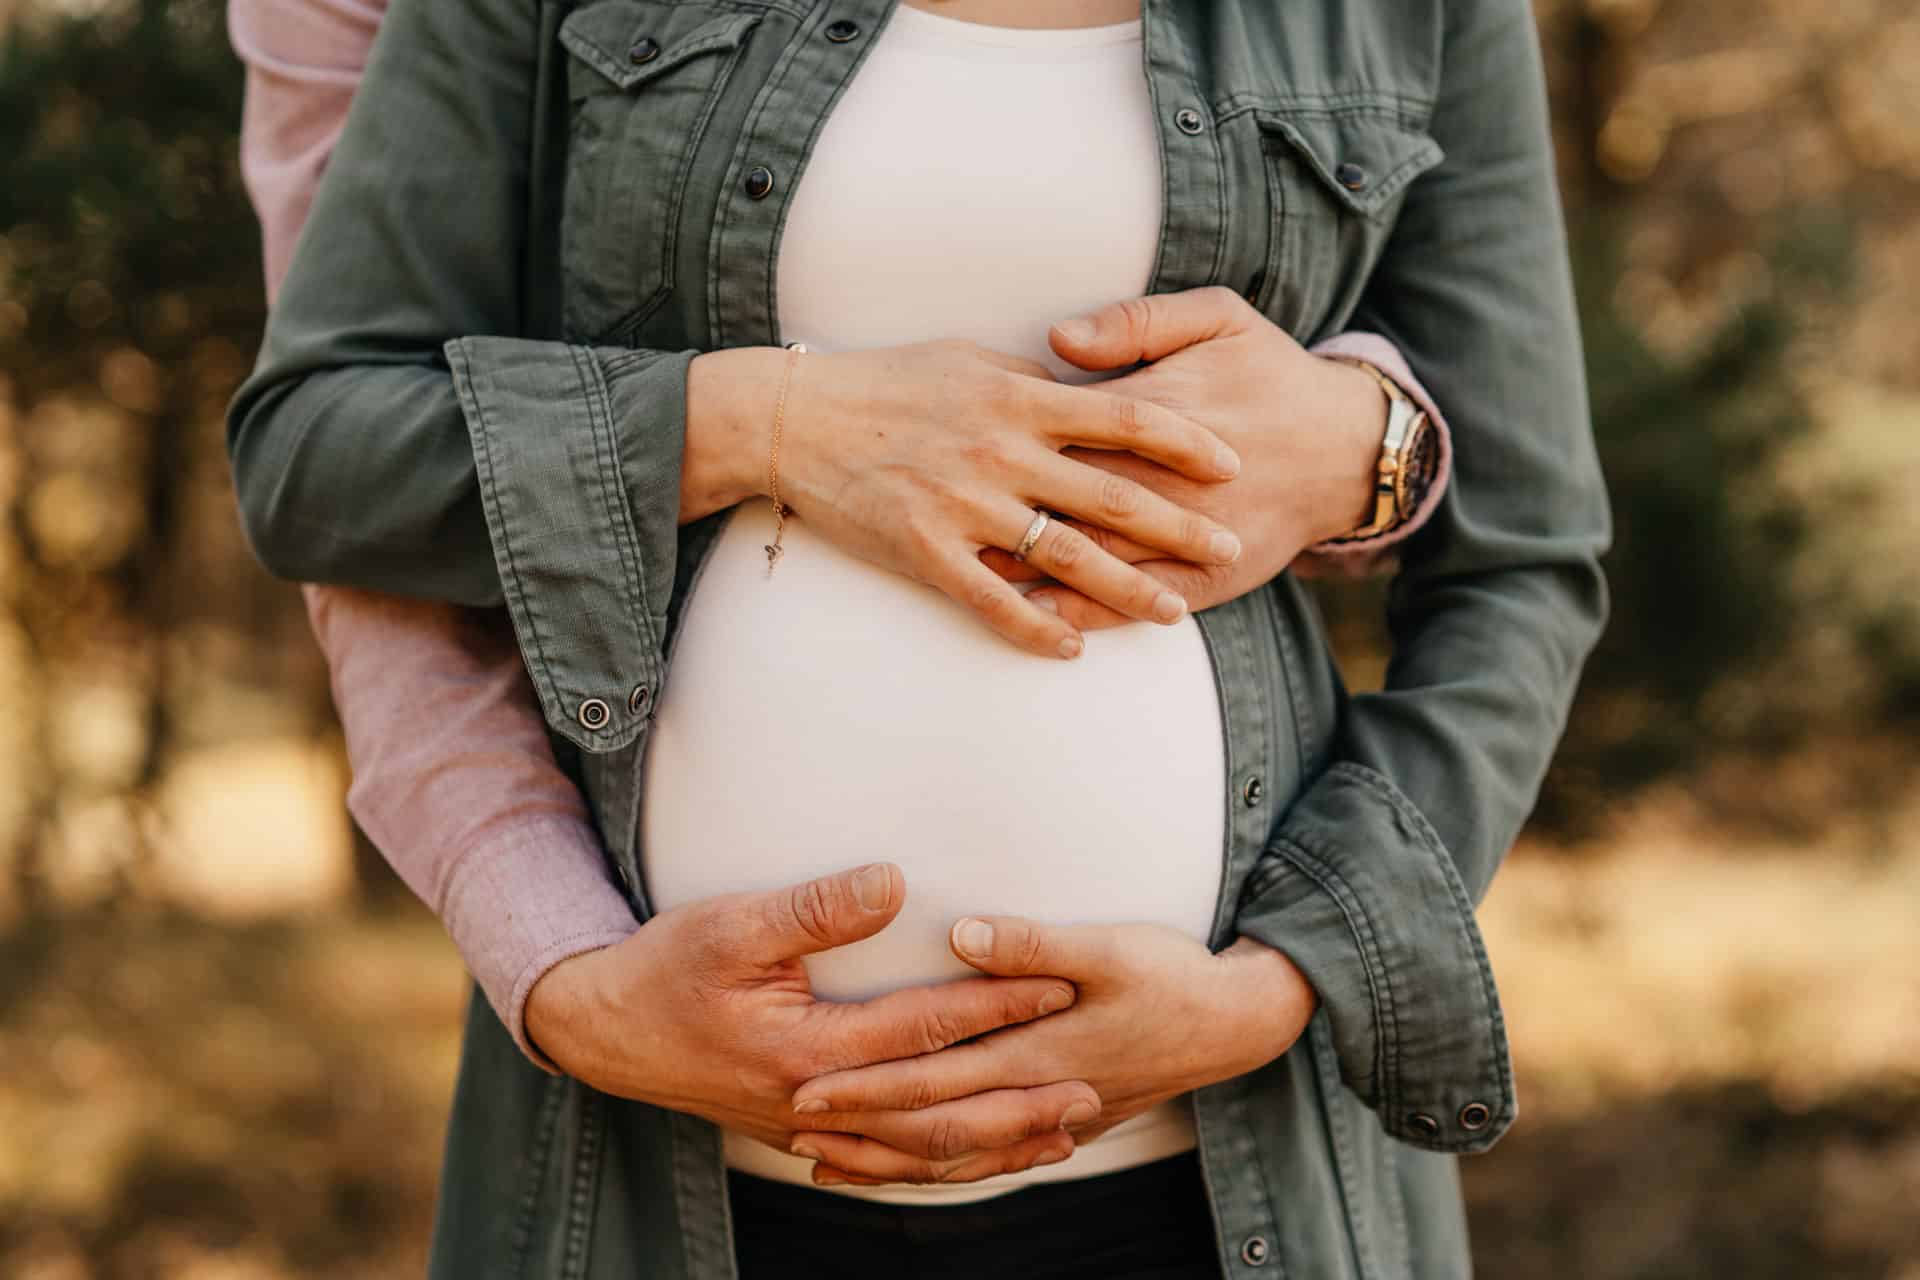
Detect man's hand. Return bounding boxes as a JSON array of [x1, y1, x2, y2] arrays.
[[525, 864, 1100, 1184], [984, 287, 1389, 628], [784, 917, 1318, 1184]]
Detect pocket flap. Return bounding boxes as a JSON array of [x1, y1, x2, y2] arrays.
[[1256, 110, 1444, 220], [560, 4, 760, 94]]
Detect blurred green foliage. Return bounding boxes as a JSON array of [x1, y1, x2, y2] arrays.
[[2, 0, 1918, 871], [0, 0, 259, 385]]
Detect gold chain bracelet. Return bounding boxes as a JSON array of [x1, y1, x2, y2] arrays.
[[764, 340, 807, 576]]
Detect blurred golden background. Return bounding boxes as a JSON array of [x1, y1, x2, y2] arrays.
[[1, 0, 1916, 1275]]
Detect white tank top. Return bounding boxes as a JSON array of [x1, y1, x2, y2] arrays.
[[640, 4, 1224, 1206]]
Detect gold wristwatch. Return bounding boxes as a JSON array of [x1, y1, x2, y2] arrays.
[[1327, 356, 1438, 542]]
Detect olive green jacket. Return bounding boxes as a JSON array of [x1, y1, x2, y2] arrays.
[[228, 0, 1610, 1275]]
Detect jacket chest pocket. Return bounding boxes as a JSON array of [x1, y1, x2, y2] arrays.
[[1248, 107, 1443, 341], [558, 2, 760, 344]]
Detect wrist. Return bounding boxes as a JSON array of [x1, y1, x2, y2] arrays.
[[1217, 937, 1319, 1067], [523, 940, 646, 1084], [683, 346, 793, 518], [1314, 355, 1392, 544]]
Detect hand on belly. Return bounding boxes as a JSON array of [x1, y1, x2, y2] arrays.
[[641, 501, 1227, 1002], [787, 916, 1321, 1186]]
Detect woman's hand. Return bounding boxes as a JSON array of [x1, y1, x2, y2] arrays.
[[784, 917, 1318, 1185], [524, 863, 1102, 1182], [685, 340, 1246, 660], [984, 287, 1390, 629]]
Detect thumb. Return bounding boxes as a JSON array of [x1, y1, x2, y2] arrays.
[[733, 863, 905, 967], [948, 916, 1116, 981], [1048, 286, 1252, 371]]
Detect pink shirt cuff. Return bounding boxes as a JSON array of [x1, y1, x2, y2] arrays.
[[302, 584, 635, 1070], [440, 812, 638, 1071]]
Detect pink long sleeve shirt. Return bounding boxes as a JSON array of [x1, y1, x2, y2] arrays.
[[228, 0, 1451, 1068]]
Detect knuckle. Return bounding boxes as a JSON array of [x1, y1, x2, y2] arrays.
[[1202, 284, 1243, 312], [965, 577, 1013, 622], [783, 878, 841, 948], [1108, 394, 1145, 439], [1116, 296, 1155, 346], [1125, 573, 1164, 615], [1009, 924, 1046, 974], [923, 1115, 969, 1162], [1040, 525, 1083, 571], [973, 369, 1020, 415], [1096, 472, 1142, 520], [961, 433, 1009, 471], [1179, 514, 1212, 553], [898, 510, 943, 559], [918, 1008, 968, 1056], [903, 1074, 944, 1113]]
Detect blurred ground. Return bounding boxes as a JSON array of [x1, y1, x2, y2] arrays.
[[2, 811, 1915, 1279]]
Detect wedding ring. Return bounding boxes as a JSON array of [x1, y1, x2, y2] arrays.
[[1013, 511, 1051, 562]]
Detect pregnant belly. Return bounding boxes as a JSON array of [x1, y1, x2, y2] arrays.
[[640, 501, 1226, 1002]]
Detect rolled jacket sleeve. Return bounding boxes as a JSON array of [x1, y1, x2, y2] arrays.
[[1234, 0, 1612, 1154], [225, 0, 691, 751]]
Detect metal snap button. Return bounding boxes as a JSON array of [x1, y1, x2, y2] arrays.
[[1335, 162, 1368, 190], [628, 36, 660, 64], [1458, 1101, 1492, 1131], [577, 698, 612, 731], [744, 165, 775, 200], [1241, 1236, 1271, 1266], [1243, 775, 1264, 807], [628, 684, 652, 717], [824, 18, 860, 41], [1407, 1111, 1442, 1138], [1174, 106, 1205, 135]]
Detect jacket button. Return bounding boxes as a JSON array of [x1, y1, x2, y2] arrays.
[[1407, 1111, 1442, 1138], [1240, 1236, 1271, 1266], [628, 36, 660, 64], [1335, 161, 1368, 190], [1242, 775, 1264, 807], [824, 18, 861, 41], [744, 165, 775, 199], [628, 684, 652, 717], [1174, 106, 1205, 135], [577, 698, 612, 731], [1459, 1101, 1492, 1131]]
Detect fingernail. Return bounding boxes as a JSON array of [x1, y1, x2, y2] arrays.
[[1209, 531, 1242, 564], [953, 918, 994, 960], [1060, 1101, 1099, 1129], [1057, 633, 1083, 660], [1030, 594, 1059, 615], [853, 864, 891, 911], [814, 1169, 847, 1187], [790, 1141, 824, 1161], [1214, 446, 1241, 478], [793, 1098, 828, 1115], [1034, 1147, 1070, 1167], [1036, 987, 1073, 1016], [1152, 591, 1187, 624], [1053, 315, 1096, 346]]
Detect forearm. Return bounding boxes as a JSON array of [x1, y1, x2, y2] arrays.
[[1234, 0, 1610, 1152], [305, 586, 636, 1063], [1296, 333, 1454, 575], [232, 0, 640, 1069]]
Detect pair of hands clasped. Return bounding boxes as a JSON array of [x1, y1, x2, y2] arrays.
[[531, 288, 1382, 1185], [527, 862, 1318, 1187], [683, 285, 1386, 650]]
